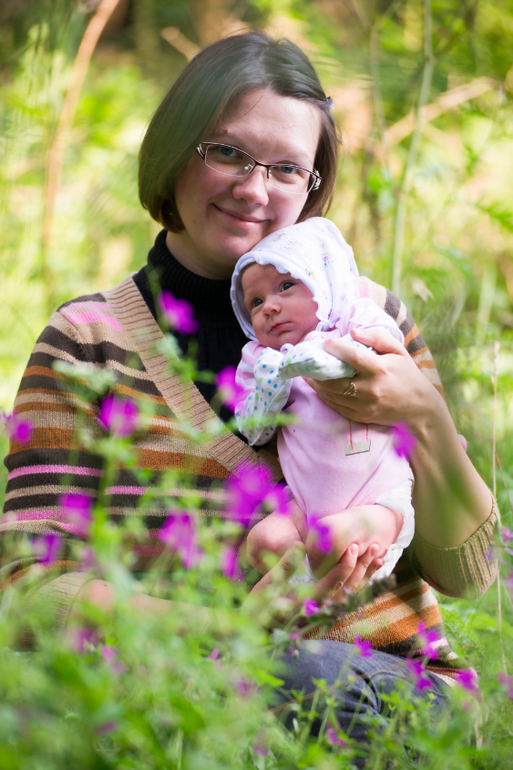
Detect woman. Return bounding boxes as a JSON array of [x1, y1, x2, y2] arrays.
[[2, 30, 496, 749]]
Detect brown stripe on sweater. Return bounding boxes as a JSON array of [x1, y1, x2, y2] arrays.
[[59, 292, 108, 308]]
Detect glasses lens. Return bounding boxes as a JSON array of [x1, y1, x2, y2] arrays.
[[268, 165, 313, 194], [204, 145, 253, 176], [202, 144, 319, 194]]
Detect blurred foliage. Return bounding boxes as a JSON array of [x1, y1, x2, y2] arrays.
[[0, 346, 511, 769], [1, 1, 513, 765]]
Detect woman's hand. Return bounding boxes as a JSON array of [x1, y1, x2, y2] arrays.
[[305, 505, 403, 579], [304, 326, 440, 430], [242, 542, 382, 630]]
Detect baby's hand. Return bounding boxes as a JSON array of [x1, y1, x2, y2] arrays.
[[305, 504, 403, 579]]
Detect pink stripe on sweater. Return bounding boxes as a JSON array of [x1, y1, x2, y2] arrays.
[[61, 308, 122, 331], [6, 510, 58, 521], [6, 514, 90, 538], [9, 465, 103, 481], [105, 486, 145, 496]]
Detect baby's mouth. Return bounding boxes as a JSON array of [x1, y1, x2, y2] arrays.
[[270, 321, 291, 334]]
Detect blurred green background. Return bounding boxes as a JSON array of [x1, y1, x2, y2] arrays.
[[1, 0, 512, 517]]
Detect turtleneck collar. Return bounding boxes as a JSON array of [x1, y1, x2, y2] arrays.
[[146, 230, 234, 316]]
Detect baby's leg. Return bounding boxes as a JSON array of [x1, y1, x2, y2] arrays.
[[305, 504, 403, 578], [246, 511, 303, 574]]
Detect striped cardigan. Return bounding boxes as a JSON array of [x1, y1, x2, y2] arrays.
[[1, 272, 497, 683]]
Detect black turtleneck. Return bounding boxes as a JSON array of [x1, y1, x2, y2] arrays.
[[133, 230, 250, 424]]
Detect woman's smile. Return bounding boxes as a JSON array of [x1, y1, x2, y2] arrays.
[[214, 204, 267, 227]]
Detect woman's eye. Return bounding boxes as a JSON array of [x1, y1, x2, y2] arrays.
[[215, 145, 241, 159], [278, 165, 300, 176]]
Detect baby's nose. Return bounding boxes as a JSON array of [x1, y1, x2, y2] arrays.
[[263, 295, 280, 314]]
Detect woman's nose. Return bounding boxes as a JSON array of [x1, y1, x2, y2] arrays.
[[231, 167, 269, 206]]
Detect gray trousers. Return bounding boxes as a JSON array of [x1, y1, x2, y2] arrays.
[[275, 640, 451, 766]]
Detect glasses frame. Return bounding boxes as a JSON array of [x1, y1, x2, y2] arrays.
[[196, 142, 321, 194]]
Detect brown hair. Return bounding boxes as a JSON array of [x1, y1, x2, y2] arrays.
[[138, 30, 340, 232]]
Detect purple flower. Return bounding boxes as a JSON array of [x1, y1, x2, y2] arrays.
[[354, 635, 373, 658], [215, 367, 243, 411], [32, 532, 62, 565], [455, 669, 480, 696], [498, 671, 513, 699], [79, 546, 98, 571], [253, 744, 269, 756], [326, 725, 346, 748], [221, 544, 243, 581], [60, 493, 93, 538], [208, 648, 221, 668], [500, 526, 513, 543], [96, 720, 118, 735], [158, 290, 199, 334], [302, 597, 320, 618], [234, 677, 256, 698], [98, 395, 139, 438], [391, 421, 417, 459], [1, 411, 33, 445], [417, 621, 439, 660], [307, 512, 333, 554], [158, 512, 203, 568], [66, 627, 98, 653], [264, 483, 291, 517], [406, 658, 432, 693], [225, 463, 275, 528], [101, 645, 127, 674]]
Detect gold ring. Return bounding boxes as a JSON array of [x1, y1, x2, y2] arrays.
[[342, 381, 357, 397]]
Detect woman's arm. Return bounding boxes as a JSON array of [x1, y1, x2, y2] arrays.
[[74, 541, 380, 631], [306, 327, 493, 549]]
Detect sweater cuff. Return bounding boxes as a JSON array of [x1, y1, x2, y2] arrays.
[[410, 496, 498, 597], [25, 572, 94, 631]]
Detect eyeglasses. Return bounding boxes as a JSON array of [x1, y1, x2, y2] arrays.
[[196, 142, 321, 195]]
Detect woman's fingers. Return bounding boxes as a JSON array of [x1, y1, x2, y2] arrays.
[[348, 544, 382, 592], [351, 326, 409, 357], [244, 542, 384, 629], [323, 327, 408, 377], [311, 544, 359, 603], [315, 544, 382, 603]]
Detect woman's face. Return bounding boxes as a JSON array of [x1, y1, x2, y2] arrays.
[[166, 89, 322, 280]]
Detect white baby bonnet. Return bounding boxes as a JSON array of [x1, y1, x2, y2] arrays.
[[230, 217, 360, 341]]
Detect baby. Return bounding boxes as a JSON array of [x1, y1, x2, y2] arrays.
[[229, 217, 415, 583]]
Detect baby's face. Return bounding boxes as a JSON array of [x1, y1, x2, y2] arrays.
[[241, 262, 319, 349]]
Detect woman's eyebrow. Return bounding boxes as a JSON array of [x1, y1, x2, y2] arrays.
[[206, 132, 311, 165]]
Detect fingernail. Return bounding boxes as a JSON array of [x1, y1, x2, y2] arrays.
[[349, 545, 358, 557]]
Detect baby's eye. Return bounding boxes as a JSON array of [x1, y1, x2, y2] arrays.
[[280, 281, 295, 292], [251, 297, 263, 309]]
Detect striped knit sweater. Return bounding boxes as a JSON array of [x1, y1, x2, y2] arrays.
[[1, 235, 497, 683]]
